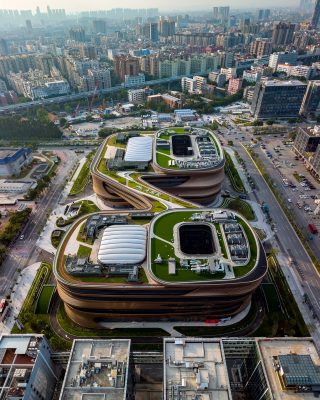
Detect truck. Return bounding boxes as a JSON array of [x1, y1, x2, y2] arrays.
[[308, 224, 318, 235]]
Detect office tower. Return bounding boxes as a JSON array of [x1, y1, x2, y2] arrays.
[[0, 39, 9, 56], [272, 22, 295, 46], [149, 22, 159, 42], [159, 16, 175, 37], [25, 19, 32, 33], [258, 9, 271, 20], [92, 19, 107, 34], [240, 18, 251, 33], [213, 6, 230, 21], [251, 80, 307, 119], [300, 80, 320, 117], [220, 6, 230, 20], [312, 0, 320, 29], [69, 26, 86, 42]]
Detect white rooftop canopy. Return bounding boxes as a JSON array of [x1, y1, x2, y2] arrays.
[[98, 225, 147, 265], [124, 136, 153, 162]]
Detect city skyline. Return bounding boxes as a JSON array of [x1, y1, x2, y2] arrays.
[[5, 0, 300, 12]]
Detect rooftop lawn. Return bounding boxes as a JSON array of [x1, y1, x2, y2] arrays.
[[77, 244, 92, 258], [156, 152, 178, 169], [156, 129, 222, 165], [150, 238, 225, 282], [151, 211, 258, 281], [153, 211, 194, 241]]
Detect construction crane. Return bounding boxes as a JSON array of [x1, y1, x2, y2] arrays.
[[72, 102, 80, 117], [89, 86, 98, 113]]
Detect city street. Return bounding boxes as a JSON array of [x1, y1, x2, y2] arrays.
[[221, 117, 320, 347], [0, 149, 80, 298]]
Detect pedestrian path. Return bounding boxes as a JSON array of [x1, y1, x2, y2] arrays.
[[0, 262, 41, 334]]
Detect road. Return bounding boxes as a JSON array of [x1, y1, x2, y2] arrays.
[[252, 142, 320, 260], [219, 117, 320, 346], [0, 149, 79, 298]]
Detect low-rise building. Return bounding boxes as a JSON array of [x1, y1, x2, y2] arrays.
[[0, 148, 32, 177], [128, 88, 146, 104], [147, 93, 182, 109]]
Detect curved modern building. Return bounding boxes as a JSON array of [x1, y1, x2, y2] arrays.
[[54, 209, 267, 328], [91, 127, 225, 208]]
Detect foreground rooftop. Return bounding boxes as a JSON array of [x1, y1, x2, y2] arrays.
[[59, 339, 131, 400]]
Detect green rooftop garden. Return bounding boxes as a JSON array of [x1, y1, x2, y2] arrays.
[[155, 127, 222, 169], [150, 210, 259, 282]]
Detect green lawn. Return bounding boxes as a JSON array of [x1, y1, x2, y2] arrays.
[[35, 285, 55, 314], [262, 283, 280, 313], [51, 230, 65, 248], [150, 238, 225, 282], [153, 211, 193, 241], [156, 152, 178, 169], [77, 244, 92, 258], [225, 152, 246, 193], [69, 151, 95, 196]]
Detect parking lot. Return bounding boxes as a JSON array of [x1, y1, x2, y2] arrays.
[[252, 135, 320, 255]]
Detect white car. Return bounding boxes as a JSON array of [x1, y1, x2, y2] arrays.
[[287, 198, 292, 203]]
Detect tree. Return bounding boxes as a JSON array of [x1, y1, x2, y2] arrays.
[[266, 120, 274, 126], [98, 128, 115, 138], [59, 117, 67, 127]]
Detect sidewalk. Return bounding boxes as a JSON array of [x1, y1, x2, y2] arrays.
[[0, 262, 41, 334], [36, 193, 109, 254], [276, 251, 320, 349], [247, 200, 274, 241]]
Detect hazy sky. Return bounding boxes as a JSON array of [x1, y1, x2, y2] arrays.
[[7, 0, 298, 12]]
